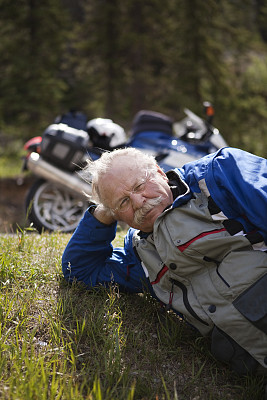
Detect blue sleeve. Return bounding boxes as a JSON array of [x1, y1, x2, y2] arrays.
[[62, 208, 151, 293], [179, 147, 267, 242]]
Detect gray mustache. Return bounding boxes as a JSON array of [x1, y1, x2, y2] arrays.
[[133, 196, 162, 225]]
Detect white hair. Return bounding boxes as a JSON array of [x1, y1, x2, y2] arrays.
[[82, 147, 159, 205]]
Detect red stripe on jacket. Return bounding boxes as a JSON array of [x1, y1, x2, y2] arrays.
[[177, 228, 226, 252], [151, 265, 169, 285]]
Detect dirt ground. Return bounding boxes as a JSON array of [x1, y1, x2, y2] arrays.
[[0, 176, 35, 233]]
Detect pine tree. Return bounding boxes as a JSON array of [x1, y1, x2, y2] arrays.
[[0, 0, 69, 132]]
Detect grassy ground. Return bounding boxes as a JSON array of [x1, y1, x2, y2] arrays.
[[0, 229, 266, 400], [0, 134, 24, 178], [0, 153, 23, 178]]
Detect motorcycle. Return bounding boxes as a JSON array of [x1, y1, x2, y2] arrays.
[[23, 102, 227, 233]]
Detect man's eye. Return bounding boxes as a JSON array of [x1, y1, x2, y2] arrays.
[[120, 198, 129, 209], [134, 182, 145, 193]]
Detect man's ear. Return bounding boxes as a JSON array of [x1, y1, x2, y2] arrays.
[[156, 165, 168, 180]]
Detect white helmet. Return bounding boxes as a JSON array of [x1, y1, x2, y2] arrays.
[[87, 118, 126, 149]]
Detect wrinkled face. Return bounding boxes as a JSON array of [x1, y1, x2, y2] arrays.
[[98, 156, 173, 232]]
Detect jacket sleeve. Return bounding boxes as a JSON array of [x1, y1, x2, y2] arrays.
[[179, 147, 267, 243], [62, 207, 151, 293], [205, 148, 267, 242]]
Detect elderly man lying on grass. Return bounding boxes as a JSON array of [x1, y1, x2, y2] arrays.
[[62, 146, 267, 376]]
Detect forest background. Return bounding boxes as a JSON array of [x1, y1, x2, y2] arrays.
[[1, 0, 267, 159]]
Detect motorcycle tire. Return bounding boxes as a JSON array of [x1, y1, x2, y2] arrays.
[[25, 178, 89, 233]]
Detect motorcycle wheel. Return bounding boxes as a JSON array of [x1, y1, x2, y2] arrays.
[[25, 178, 89, 233]]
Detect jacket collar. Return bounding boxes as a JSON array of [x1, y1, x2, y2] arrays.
[[166, 169, 193, 208]]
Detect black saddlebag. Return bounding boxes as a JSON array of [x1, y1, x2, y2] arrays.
[[41, 123, 89, 171]]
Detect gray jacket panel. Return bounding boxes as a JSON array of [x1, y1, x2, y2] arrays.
[[133, 191, 267, 367]]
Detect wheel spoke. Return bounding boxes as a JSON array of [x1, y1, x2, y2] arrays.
[[32, 181, 88, 231]]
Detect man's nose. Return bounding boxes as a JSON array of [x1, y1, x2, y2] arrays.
[[130, 192, 145, 210]]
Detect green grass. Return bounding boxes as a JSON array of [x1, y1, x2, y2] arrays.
[[0, 229, 266, 399], [0, 154, 24, 178], [0, 136, 25, 178]]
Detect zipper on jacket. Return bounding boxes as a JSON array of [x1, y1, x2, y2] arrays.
[[170, 278, 209, 326], [166, 280, 174, 311]]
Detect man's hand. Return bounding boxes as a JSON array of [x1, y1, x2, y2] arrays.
[[93, 204, 117, 225]]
